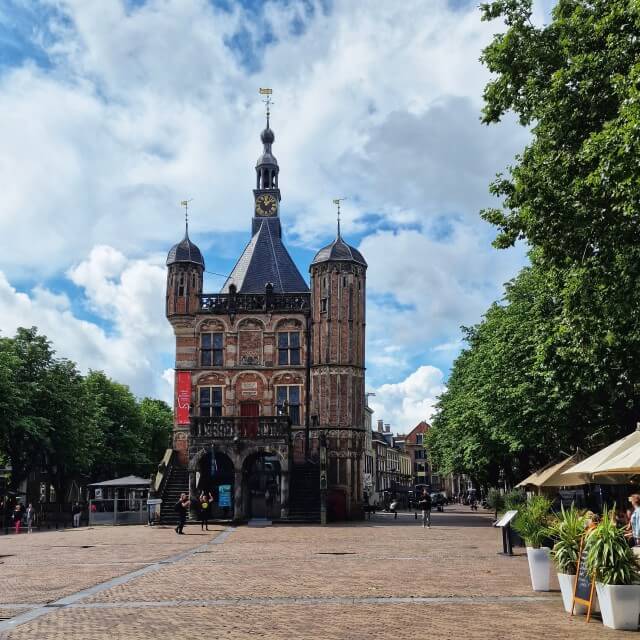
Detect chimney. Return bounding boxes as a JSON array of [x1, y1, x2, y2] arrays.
[[384, 423, 391, 433], [377, 419, 384, 433]]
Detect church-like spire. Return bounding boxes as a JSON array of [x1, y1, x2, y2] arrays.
[[255, 88, 279, 192]]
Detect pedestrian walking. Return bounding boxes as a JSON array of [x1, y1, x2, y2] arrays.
[[26, 503, 35, 533], [389, 497, 399, 520], [199, 491, 210, 531], [12, 502, 23, 534], [72, 502, 82, 528], [175, 493, 189, 535], [418, 490, 432, 528]]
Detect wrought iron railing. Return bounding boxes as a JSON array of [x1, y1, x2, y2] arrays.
[[199, 292, 310, 313], [190, 416, 291, 441]]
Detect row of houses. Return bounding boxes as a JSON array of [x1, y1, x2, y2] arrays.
[[362, 407, 471, 507]]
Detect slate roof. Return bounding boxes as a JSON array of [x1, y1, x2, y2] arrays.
[[221, 217, 309, 293], [311, 235, 367, 267], [166, 230, 205, 268]]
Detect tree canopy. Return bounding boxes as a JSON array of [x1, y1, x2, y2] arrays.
[[428, 0, 640, 486], [0, 327, 173, 497]]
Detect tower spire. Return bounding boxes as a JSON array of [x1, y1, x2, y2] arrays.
[[333, 198, 347, 238], [180, 199, 192, 237], [260, 87, 273, 129]]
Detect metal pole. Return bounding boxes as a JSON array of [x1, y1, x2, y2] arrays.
[[319, 431, 327, 525]]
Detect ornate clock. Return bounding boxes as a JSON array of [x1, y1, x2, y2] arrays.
[[255, 193, 278, 217]]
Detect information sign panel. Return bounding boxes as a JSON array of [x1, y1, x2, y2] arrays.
[[494, 510, 518, 528], [218, 484, 231, 508]]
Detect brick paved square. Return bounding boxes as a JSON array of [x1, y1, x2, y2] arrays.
[[0, 509, 631, 638]]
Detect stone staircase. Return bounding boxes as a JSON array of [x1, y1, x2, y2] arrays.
[[159, 466, 189, 525], [286, 463, 321, 523]]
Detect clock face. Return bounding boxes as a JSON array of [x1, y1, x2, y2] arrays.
[[255, 193, 277, 216]]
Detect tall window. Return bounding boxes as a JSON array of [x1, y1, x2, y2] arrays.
[[278, 331, 300, 365], [276, 385, 301, 425], [201, 332, 223, 366], [199, 387, 222, 417], [416, 434, 423, 445]]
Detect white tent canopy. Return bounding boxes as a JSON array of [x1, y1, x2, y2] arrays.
[[594, 441, 640, 476], [563, 428, 640, 481], [517, 452, 588, 488]]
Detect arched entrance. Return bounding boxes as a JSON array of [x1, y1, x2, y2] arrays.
[[243, 452, 282, 520], [196, 450, 234, 519]]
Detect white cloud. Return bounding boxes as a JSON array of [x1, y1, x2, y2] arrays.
[[370, 365, 446, 433], [0, 0, 545, 400], [0, 0, 523, 279], [362, 221, 525, 386], [0, 246, 172, 401]]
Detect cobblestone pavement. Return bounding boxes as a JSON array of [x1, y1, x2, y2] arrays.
[[0, 508, 630, 639]]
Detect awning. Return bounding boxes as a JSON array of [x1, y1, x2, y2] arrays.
[[517, 453, 588, 488], [563, 429, 640, 478], [593, 440, 640, 476], [88, 475, 150, 488]]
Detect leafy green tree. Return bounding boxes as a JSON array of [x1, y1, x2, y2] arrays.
[[479, 0, 640, 442], [0, 328, 55, 490], [84, 371, 149, 479], [139, 397, 173, 465], [44, 359, 100, 500]]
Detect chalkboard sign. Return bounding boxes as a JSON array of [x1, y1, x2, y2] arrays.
[[572, 535, 595, 622]]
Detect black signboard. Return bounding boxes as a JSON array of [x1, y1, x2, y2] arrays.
[[572, 536, 595, 621]]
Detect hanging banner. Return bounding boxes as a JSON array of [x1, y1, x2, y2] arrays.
[[176, 371, 191, 424]]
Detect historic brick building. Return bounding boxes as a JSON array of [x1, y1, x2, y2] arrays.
[[161, 111, 367, 522]]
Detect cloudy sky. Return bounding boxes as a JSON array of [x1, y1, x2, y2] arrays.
[[0, 0, 553, 432]]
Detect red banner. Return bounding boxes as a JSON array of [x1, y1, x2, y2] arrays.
[[176, 371, 191, 425]]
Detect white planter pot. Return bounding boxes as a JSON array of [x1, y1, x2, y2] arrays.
[[596, 582, 640, 631], [526, 547, 551, 591], [558, 573, 579, 613], [556, 573, 598, 614]]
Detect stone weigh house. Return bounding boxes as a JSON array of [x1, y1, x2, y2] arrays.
[[160, 112, 368, 522]]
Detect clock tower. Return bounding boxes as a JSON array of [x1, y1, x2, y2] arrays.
[[252, 108, 281, 235]]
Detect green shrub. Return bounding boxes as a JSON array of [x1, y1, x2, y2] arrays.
[[549, 505, 586, 575], [513, 496, 552, 548], [486, 488, 505, 514], [504, 489, 526, 511], [586, 507, 640, 585]]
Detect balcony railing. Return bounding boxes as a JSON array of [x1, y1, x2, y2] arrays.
[[199, 292, 310, 314], [190, 416, 291, 441]]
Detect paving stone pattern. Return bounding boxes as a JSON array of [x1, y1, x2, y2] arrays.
[[0, 509, 630, 639]]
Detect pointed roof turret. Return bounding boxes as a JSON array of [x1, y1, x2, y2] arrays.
[[167, 203, 205, 268], [311, 200, 367, 267]]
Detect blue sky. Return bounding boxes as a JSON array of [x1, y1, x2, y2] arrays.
[[0, 0, 553, 430]]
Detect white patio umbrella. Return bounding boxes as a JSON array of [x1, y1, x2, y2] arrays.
[[563, 428, 640, 481], [517, 452, 588, 488], [593, 440, 640, 476]]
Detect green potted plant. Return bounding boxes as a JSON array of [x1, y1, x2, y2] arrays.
[[513, 496, 552, 591], [586, 507, 640, 630], [549, 505, 587, 612]]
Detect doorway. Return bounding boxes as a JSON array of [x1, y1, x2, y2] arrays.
[[243, 452, 281, 519], [240, 401, 259, 438]]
